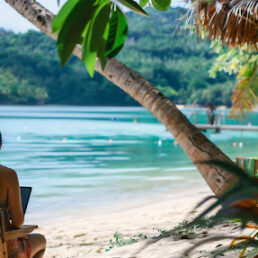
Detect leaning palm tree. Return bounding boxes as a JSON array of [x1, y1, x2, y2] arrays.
[[4, 0, 256, 197]]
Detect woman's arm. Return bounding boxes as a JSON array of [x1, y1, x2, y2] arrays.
[[7, 169, 24, 228]]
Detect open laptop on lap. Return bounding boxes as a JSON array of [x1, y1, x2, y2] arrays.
[[20, 186, 32, 214]]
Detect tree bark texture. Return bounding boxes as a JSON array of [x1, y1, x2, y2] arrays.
[[5, 0, 238, 196]]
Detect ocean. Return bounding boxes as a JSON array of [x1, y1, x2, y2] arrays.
[[0, 106, 257, 220]]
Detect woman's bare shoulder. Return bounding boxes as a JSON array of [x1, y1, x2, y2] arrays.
[[0, 165, 17, 179]]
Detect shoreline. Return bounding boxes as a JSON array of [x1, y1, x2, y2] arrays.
[[26, 182, 207, 225], [31, 184, 239, 258]]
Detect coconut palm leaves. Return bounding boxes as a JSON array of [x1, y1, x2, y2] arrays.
[[194, 0, 258, 48], [230, 57, 258, 117]]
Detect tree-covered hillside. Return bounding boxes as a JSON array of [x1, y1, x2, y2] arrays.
[[0, 7, 235, 106]]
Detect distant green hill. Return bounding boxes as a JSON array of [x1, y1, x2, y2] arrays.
[[0, 7, 235, 106]]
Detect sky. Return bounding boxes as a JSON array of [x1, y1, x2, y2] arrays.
[[0, 0, 60, 32], [0, 0, 184, 33]]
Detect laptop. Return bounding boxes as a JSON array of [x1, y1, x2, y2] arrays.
[[20, 186, 32, 214]]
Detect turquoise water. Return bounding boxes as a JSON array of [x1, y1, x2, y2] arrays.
[[0, 106, 257, 219]]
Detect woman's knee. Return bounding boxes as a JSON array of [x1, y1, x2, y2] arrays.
[[38, 234, 46, 249], [29, 233, 47, 250]]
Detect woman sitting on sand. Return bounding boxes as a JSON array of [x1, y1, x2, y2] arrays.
[[0, 132, 46, 257]]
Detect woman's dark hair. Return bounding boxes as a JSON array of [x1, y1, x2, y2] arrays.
[[0, 132, 2, 145]]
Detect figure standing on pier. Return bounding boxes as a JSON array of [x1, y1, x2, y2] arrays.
[[206, 103, 216, 125]]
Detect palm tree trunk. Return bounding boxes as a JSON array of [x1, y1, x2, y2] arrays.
[[5, 0, 238, 196]]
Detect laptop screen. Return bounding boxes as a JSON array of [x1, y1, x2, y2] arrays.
[[20, 186, 32, 214]]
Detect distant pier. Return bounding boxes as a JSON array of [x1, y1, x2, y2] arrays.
[[196, 124, 258, 132], [188, 110, 258, 132]]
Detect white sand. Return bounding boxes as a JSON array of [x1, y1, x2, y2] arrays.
[[33, 186, 243, 258]]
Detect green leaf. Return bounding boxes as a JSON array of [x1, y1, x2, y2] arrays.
[[238, 62, 255, 78], [82, 21, 97, 77], [57, 0, 96, 66], [83, 48, 97, 77], [52, 0, 80, 34], [118, 0, 149, 16], [105, 8, 128, 59], [140, 0, 149, 7], [93, 2, 110, 70], [90, 1, 110, 53], [82, 0, 110, 76], [151, 0, 171, 11]]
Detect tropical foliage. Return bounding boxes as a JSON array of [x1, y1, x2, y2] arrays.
[[210, 42, 258, 117], [52, 0, 257, 115], [196, 0, 258, 117], [0, 68, 47, 104], [0, 29, 135, 105], [2, 0, 256, 114], [0, 8, 235, 106], [53, 0, 257, 74]]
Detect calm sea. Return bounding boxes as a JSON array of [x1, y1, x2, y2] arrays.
[[0, 106, 257, 220]]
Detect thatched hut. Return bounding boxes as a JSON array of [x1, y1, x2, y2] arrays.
[[194, 0, 258, 48]]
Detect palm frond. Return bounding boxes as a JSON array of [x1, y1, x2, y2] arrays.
[[230, 60, 258, 118]]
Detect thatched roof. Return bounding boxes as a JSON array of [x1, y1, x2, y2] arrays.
[[194, 0, 258, 48]]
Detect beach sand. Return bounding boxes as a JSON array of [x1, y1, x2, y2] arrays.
[[34, 186, 244, 258]]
